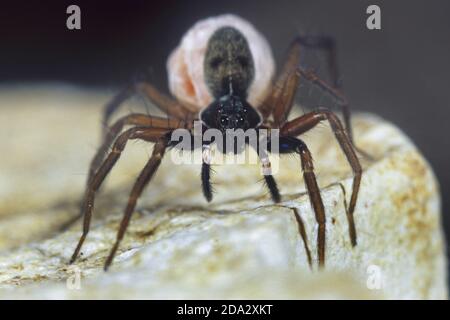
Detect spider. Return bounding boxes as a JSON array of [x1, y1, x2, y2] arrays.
[[69, 26, 362, 271]]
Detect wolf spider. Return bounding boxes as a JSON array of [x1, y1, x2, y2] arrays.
[[70, 27, 362, 270]]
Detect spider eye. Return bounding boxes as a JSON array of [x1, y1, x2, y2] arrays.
[[210, 56, 223, 69], [235, 112, 246, 127], [220, 115, 229, 126]]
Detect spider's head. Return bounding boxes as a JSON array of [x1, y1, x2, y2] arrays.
[[204, 26, 255, 99], [200, 94, 261, 132]]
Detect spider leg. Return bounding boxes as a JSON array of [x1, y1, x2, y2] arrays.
[[278, 136, 326, 267], [258, 36, 301, 121], [201, 136, 281, 203], [260, 35, 336, 122], [295, 67, 351, 136], [290, 207, 313, 269], [291, 35, 361, 152], [249, 136, 281, 203], [282, 36, 351, 136], [88, 113, 185, 185], [102, 81, 195, 136], [271, 69, 300, 127], [260, 36, 371, 159], [268, 65, 368, 160], [263, 173, 281, 203], [295, 67, 373, 160], [201, 144, 213, 202], [69, 127, 170, 265], [281, 109, 362, 247], [104, 136, 169, 270], [64, 115, 182, 232], [290, 35, 340, 88]]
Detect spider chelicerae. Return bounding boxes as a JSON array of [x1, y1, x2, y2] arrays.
[[69, 26, 362, 271]]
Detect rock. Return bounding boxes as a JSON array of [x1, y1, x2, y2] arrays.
[[0, 86, 447, 299]]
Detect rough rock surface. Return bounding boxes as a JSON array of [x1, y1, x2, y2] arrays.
[[0, 86, 447, 299]]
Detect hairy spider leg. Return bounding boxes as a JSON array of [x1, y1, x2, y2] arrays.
[[201, 143, 214, 202], [259, 35, 372, 159], [88, 113, 186, 186], [281, 109, 362, 250], [60, 114, 188, 233], [275, 135, 326, 267], [102, 81, 195, 138], [103, 136, 169, 270], [69, 127, 170, 267], [249, 134, 281, 203]]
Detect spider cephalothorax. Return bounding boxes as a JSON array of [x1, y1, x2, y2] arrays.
[[200, 94, 261, 132], [70, 21, 362, 271]]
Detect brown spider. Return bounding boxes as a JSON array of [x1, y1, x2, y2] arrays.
[[69, 27, 362, 271]]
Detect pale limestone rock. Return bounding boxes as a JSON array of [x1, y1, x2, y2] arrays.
[[0, 86, 447, 299]]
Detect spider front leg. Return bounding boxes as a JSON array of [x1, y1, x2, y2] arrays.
[[278, 136, 326, 267], [200, 138, 281, 203], [103, 136, 169, 270], [292, 35, 340, 87], [259, 35, 344, 125], [201, 144, 214, 202], [260, 162, 281, 203], [260, 36, 372, 159], [281, 109, 362, 248], [295, 67, 353, 140], [88, 113, 185, 185], [288, 35, 353, 138], [102, 81, 195, 137], [69, 126, 169, 267], [296, 67, 373, 160], [250, 136, 281, 203], [59, 114, 182, 233]]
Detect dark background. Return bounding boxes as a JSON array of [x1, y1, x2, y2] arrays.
[[1, 1, 449, 254]]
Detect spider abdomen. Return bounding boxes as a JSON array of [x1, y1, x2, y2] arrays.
[[204, 26, 255, 99]]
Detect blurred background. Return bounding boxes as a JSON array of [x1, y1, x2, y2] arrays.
[[1, 0, 449, 258]]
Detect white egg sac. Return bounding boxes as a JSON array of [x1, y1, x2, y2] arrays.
[[167, 14, 275, 109]]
